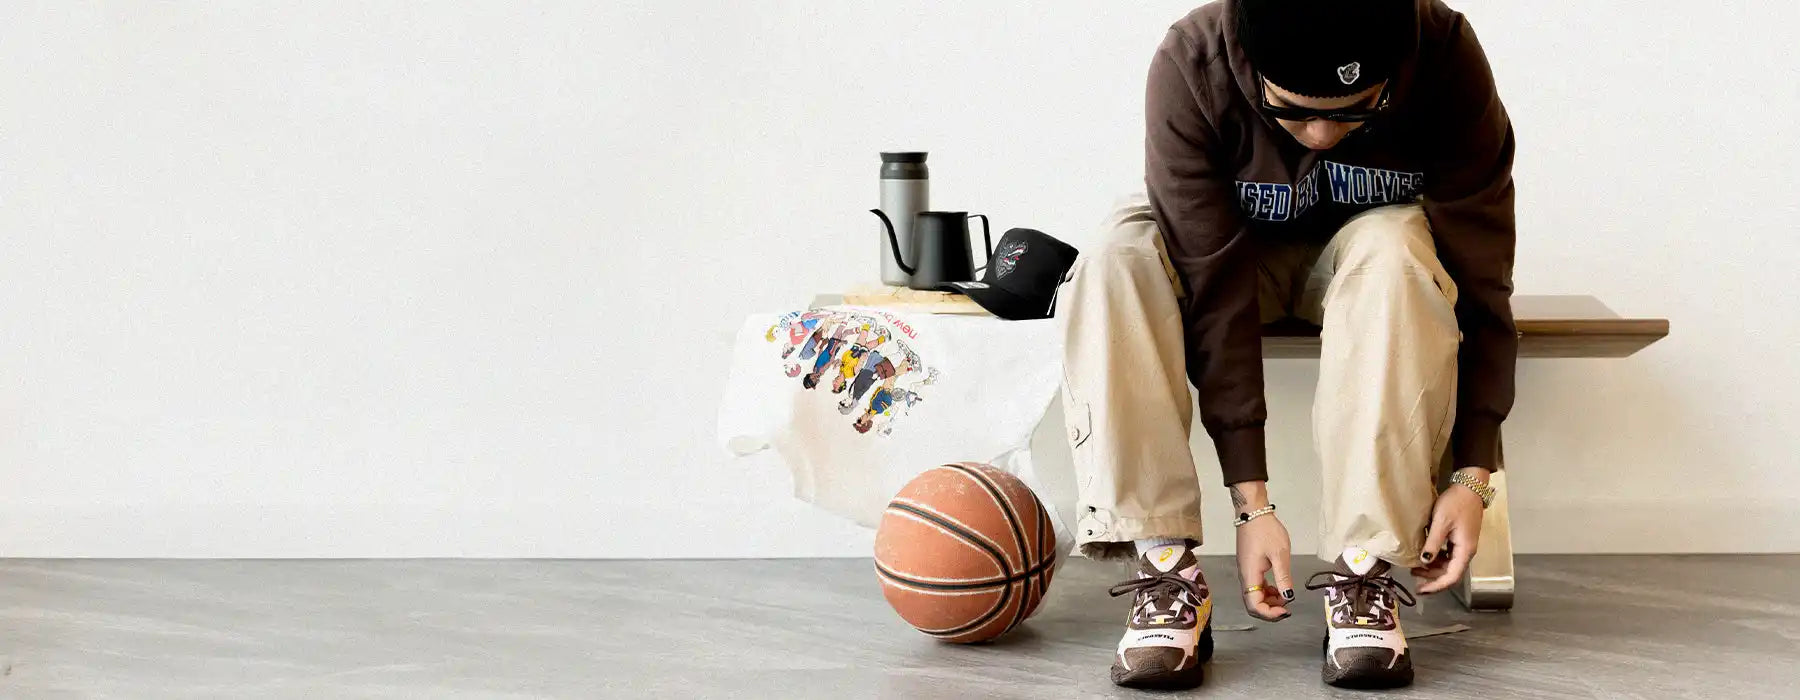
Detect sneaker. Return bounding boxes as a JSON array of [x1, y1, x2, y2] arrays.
[[1106, 542, 1213, 689], [1305, 546, 1418, 689]]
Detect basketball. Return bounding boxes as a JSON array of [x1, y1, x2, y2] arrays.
[[874, 462, 1058, 644]]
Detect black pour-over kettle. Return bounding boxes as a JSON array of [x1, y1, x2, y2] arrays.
[[870, 209, 993, 291]]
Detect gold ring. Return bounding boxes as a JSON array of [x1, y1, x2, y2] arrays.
[[1244, 584, 1268, 595]]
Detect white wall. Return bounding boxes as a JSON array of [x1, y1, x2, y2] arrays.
[[2, 1, 1796, 558]]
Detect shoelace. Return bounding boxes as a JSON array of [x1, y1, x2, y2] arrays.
[[1304, 570, 1417, 622], [1108, 573, 1209, 612]]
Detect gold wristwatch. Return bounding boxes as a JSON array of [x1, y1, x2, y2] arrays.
[[1449, 470, 1496, 509]]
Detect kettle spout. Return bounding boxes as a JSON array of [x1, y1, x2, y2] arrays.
[[871, 209, 915, 275]]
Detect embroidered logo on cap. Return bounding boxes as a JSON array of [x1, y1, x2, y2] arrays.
[[1337, 62, 1361, 85], [995, 241, 1029, 279]]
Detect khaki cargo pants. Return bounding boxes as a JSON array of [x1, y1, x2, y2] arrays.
[[1061, 194, 1459, 567]]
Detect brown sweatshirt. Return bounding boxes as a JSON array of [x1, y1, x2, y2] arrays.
[[1145, 0, 1517, 485]]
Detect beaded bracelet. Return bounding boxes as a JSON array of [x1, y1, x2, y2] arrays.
[[1233, 504, 1277, 528]]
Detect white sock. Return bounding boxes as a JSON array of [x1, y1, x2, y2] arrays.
[[1340, 545, 1379, 575], [1134, 538, 1185, 556]]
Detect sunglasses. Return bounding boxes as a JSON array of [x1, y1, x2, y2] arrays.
[[1257, 77, 1392, 123]]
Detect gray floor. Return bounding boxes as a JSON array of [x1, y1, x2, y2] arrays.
[[0, 557, 1795, 698]]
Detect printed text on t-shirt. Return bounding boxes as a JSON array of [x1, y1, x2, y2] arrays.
[[1235, 161, 1425, 222]]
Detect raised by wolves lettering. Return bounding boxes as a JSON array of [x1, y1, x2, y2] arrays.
[[1235, 161, 1424, 222], [1322, 162, 1424, 207]]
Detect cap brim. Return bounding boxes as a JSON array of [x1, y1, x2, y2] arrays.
[[937, 282, 1054, 320]]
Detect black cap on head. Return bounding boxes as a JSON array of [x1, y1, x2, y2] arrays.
[[939, 228, 1079, 321], [1236, 0, 1417, 98]]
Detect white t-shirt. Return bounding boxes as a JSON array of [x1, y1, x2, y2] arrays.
[[719, 306, 1069, 543]]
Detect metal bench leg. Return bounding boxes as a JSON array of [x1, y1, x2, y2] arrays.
[[1454, 468, 1515, 611]]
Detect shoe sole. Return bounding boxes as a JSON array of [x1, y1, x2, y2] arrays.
[[1111, 624, 1213, 690], [1320, 636, 1413, 689]]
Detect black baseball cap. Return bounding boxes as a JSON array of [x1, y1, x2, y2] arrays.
[[938, 228, 1079, 320]]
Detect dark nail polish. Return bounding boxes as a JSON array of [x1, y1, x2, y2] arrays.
[[1282, 589, 1295, 601], [1278, 612, 1292, 621], [1422, 551, 1434, 562]]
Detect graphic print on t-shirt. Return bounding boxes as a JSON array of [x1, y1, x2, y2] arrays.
[[765, 309, 938, 437], [1235, 160, 1425, 222]]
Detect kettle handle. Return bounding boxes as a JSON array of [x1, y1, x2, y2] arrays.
[[871, 209, 915, 276], [969, 214, 993, 272]]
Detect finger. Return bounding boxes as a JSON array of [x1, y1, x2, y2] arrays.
[[1420, 519, 1449, 567], [1424, 528, 1477, 594], [1454, 525, 1479, 561], [1269, 553, 1296, 602], [1245, 557, 1288, 619], [1410, 562, 1447, 580], [1238, 557, 1269, 602], [1420, 530, 1475, 594], [1411, 554, 1451, 580], [1248, 589, 1290, 622], [1259, 588, 1291, 614], [1238, 553, 1271, 592]]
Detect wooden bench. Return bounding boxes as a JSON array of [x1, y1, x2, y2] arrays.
[[1263, 294, 1670, 359], [1263, 295, 1669, 611], [815, 291, 1670, 612]]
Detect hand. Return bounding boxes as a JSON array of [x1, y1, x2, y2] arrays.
[[1411, 467, 1490, 594], [1230, 481, 1293, 621]]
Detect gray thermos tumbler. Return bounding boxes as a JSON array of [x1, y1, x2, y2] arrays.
[[878, 152, 929, 287]]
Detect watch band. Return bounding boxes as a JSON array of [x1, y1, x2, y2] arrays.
[[1450, 471, 1495, 509]]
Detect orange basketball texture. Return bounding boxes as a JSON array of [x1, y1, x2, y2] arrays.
[[874, 462, 1058, 643]]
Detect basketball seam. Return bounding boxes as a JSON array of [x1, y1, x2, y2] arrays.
[[944, 463, 1035, 635], [1019, 500, 1047, 623], [882, 501, 1014, 638], [874, 555, 1058, 591], [941, 464, 1026, 572], [988, 463, 1041, 558], [1029, 498, 1050, 612], [887, 496, 1013, 569], [878, 509, 1007, 582], [875, 577, 1008, 597], [884, 503, 1009, 576]]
